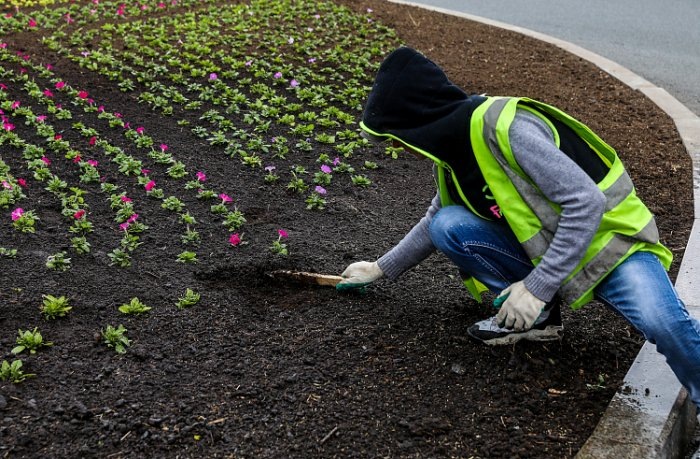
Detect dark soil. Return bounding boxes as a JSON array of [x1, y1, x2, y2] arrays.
[[0, 1, 693, 458]]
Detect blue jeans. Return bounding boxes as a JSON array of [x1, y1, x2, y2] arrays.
[[429, 205, 700, 407]]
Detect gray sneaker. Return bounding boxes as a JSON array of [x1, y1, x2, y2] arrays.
[[467, 302, 564, 346]]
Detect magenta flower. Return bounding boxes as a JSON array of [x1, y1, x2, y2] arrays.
[[144, 180, 156, 191], [314, 186, 327, 195], [141, 169, 150, 175], [40, 156, 51, 165], [126, 213, 138, 224], [73, 209, 85, 219], [87, 159, 98, 167], [28, 18, 37, 27], [209, 73, 218, 81], [160, 143, 168, 152], [73, 155, 82, 163], [135, 126, 145, 135], [36, 115, 47, 123], [54, 134, 62, 141], [17, 178, 26, 187], [278, 229, 288, 239], [2, 122, 14, 131], [55, 81, 65, 89], [11, 208, 24, 221], [320, 164, 332, 174], [196, 171, 207, 182], [121, 195, 132, 203], [89, 136, 96, 145], [10, 100, 19, 109], [43, 89, 53, 97], [229, 233, 241, 246], [219, 193, 232, 203], [78, 90, 89, 99], [119, 222, 130, 231], [332, 157, 341, 166]]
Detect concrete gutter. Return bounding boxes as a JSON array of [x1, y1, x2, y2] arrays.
[[388, 1, 700, 457]]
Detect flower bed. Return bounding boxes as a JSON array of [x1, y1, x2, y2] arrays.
[[0, 0, 693, 457]]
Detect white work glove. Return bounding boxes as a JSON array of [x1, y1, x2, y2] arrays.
[[495, 281, 546, 331], [336, 261, 383, 291]]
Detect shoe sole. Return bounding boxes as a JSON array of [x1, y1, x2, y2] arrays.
[[471, 325, 564, 346]]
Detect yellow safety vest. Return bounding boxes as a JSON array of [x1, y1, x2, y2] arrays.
[[466, 97, 672, 309]]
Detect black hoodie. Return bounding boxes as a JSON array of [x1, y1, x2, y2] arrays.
[[360, 47, 498, 220]]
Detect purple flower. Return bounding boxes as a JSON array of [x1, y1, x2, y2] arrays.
[[314, 186, 327, 195], [320, 165, 332, 174], [265, 165, 276, 172], [274, 72, 283, 79], [290, 79, 299, 88]]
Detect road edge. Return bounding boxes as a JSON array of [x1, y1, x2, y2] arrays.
[[386, 1, 700, 457]]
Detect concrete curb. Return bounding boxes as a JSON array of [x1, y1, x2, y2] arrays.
[[387, 1, 700, 457]]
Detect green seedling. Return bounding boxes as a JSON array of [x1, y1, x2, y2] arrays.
[[41, 294, 72, 319], [176, 288, 201, 309], [118, 297, 151, 315], [12, 327, 53, 355], [102, 325, 130, 354], [0, 359, 35, 383], [46, 251, 71, 271]]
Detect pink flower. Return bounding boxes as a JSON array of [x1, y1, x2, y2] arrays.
[[78, 90, 89, 99], [229, 233, 241, 246], [314, 186, 327, 195], [2, 181, 12, 189], [120, 195, 132, 203], [141, 169, 150, 175], [10, 100, 19, 109], [144, 180, 156, 191], [273, 72, 282, 79], [11, 208, 24, 221], [55, 81, 65, 89], [0, 83, 7, 90], [54, 134, 62, 141], [17, 178, 26, 187], [265, 165, 276, 172], [73, 209, 85, 219], [28, 18, 37, 28], [89, 136, 96, 145], [126, 213, 138, 224], [160, 143, 168, 152], [43, 89, 53, 97], [36, 115, 47, 123], [2, 122, 14, 131], [40, 156, 51, 165], [208, 73, 218, 81], [87, 159, 99, 167], [245, 60, 252, 67], [278, 229, 288, 239], [119, 222, 130, 231], [73, 155, 82, 163], [320, 164, 331, 174], [308, 58, 316, 63], [332, 157, 341, 166], [135, 126, 145, 135], [290, 79, 299, 88], [219, 193, 232, 203], [196, 171, 207, 182]]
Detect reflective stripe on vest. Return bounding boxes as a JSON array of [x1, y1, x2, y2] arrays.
[[476, 97, 671, 308]]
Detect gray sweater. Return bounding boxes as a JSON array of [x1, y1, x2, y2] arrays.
[[376, 109, 606, 303]]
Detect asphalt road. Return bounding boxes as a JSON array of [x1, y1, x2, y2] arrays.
[[410, 0, 700, 116]]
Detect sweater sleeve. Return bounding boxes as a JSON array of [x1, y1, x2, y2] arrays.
[[377, 192, 441, 280], [509, 109, 606, 302]]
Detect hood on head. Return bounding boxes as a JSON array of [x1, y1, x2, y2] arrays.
[[360, 47, 474, 163]]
